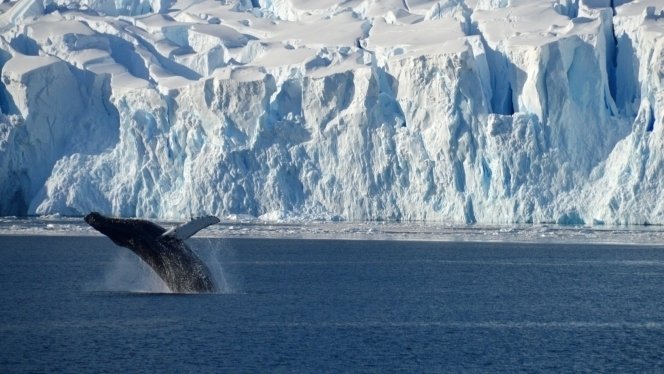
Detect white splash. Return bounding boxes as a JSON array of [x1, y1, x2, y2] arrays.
[[101, 251, 171, 294], [193, 238, 239, 294]]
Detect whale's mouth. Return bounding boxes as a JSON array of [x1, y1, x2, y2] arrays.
[[85, 212, 113, 236], [84, 212, 104, 226], [84, 214, 93, 225]]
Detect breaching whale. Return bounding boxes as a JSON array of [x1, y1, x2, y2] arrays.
[[85, 212, 219, 293]]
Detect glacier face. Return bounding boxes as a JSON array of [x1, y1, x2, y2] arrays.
[[0, 0, 663, 224]]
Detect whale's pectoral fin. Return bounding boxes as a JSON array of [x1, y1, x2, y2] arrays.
[[161, 215, 220, 240]]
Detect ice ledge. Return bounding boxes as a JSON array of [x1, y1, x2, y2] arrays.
[[1, 0, 663, 224], [4, 216, 664, 246]]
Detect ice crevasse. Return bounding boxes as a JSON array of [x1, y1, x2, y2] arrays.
[[0, 0, 663, 224]]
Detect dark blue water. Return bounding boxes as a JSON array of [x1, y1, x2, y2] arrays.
[[2, 236, 664, 371]]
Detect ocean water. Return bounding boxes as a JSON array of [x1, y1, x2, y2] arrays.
[[2, 235, 664, 371]]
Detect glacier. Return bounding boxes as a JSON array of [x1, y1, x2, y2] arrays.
[[0, 0, 663, 224]]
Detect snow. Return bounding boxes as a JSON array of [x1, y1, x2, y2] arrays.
[[0, 0, 663, 225]]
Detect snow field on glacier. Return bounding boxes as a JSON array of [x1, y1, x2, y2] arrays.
[[0, 0, 663, 224]]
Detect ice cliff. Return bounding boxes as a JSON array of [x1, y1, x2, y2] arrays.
[[0, 0, 663, 224]]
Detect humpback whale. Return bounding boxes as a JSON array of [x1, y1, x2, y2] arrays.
[[84, 212, 219, 293]]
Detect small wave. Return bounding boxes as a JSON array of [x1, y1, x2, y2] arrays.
[[265, 321, 664, 330]]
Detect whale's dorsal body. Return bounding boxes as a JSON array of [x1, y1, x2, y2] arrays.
[[85, 212, 220, 293]]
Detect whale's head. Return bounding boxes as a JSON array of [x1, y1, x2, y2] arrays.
[[84, 212, 115, 233], [85, 211, 166, 246], [83, 212, 132, 247], [84, 211, 105, 227]]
